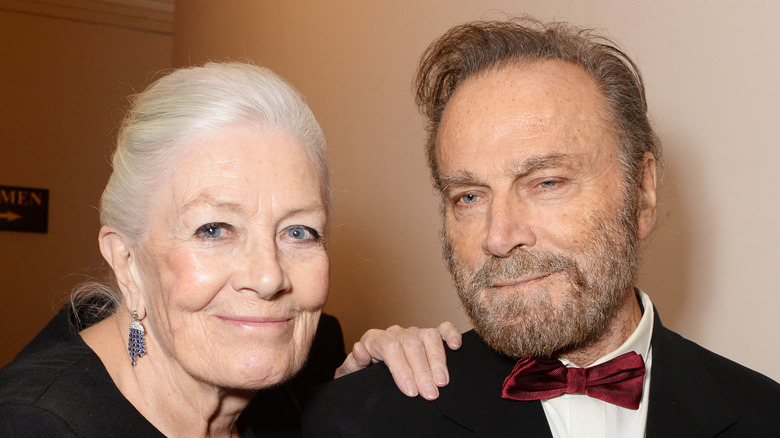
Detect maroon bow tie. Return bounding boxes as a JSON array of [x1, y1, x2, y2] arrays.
[[501, 351, 646, 410]]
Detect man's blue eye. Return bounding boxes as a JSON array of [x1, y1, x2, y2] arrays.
[[461, 194, 478, 204], [539, 180, 558, 189]]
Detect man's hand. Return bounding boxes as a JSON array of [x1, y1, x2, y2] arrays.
[[334, 322, 461, 400]]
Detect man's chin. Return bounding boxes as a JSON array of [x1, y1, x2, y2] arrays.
[[466, 304, 584, 358], [472, 324, 559, 358]]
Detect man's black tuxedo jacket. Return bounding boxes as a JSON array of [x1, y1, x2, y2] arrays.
[[301, 312, 780, 437]]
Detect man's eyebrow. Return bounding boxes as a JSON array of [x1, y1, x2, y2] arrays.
[[512, 153, 581, 177], [439, 153, 581, 192], [439, 170, 483, 193]]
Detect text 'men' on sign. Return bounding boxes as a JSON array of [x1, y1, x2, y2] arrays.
[[0, 185, 49, 233]]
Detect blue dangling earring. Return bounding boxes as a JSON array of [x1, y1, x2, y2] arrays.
[[128, 310, 146, 366]]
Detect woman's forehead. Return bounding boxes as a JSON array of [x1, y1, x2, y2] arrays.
[[156, 126, 327, 216]]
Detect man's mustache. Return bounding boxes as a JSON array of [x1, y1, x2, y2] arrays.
[[468, 249, 580, 289]]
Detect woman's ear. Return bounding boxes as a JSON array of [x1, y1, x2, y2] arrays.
[[99, 226, 145, 316], [636, 152, 658, 240]]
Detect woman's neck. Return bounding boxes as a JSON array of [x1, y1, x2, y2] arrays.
[[81, 313, 254, 437]]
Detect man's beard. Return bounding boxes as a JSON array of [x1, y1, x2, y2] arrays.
[[444, 191, 641, 359]]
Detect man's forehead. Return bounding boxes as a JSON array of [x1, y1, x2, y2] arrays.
[[440, 60, 607, 132], [435, 60, 616, 176]]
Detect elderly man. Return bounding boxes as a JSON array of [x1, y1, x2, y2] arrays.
[[301, 18, 780, 437]]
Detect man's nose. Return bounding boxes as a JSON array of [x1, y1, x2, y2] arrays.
[[231, 238, 291, 300], [482, 194, 536, 257]]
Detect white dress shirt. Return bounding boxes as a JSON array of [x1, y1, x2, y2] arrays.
[[542, 290, 654, 438]]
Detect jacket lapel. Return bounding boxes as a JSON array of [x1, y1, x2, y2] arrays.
[[441, 312, 741, 437], [439, 331, 554, 437], [645, 311, 736, 437]]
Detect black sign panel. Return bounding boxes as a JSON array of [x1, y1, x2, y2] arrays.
[[0, 185, 49, 233]]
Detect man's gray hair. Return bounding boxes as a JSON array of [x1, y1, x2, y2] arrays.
[[414, 17, 662, 191]]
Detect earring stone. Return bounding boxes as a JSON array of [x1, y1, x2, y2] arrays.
[[128, 310, 146, 366]]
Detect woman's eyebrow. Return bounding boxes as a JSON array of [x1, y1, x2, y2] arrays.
[[180, 194, 244, 214]]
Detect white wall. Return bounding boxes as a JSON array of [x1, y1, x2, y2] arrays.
[[173, 0, 780, 381]]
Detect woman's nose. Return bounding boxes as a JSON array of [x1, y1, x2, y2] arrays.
[[231, 239, 291, 300]]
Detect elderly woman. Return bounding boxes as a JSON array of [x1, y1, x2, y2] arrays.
[[0, 63, 458, 437]]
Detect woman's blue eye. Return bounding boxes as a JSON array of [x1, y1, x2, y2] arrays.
[[196, 223, 226, 238], [286, 226, 318, 240]]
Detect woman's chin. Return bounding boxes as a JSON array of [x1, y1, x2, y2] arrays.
[[206, 350, 304, 391]]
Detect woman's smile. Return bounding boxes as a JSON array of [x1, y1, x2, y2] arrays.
[[214, 314, 294, 330]]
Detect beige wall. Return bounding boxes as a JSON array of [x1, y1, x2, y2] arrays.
[[3, 0, 777, 384], [173, 0, 780, 382], [0, 2, 172, 365]]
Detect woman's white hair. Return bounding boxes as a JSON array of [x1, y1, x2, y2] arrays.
[[73, 63, 328, 320], [104, 62, 329, 242]]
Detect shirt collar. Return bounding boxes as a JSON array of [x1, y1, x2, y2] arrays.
[[560, 289, 654, 367]]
